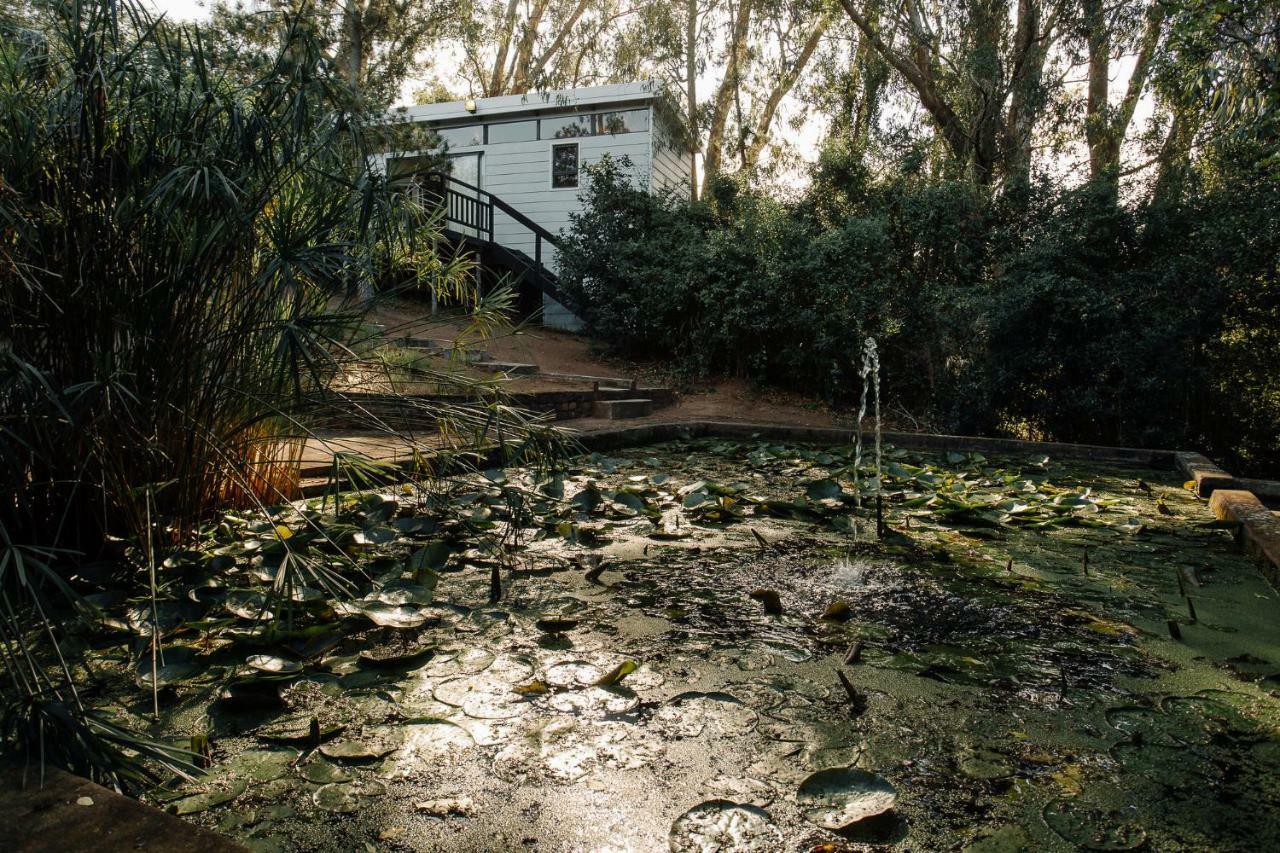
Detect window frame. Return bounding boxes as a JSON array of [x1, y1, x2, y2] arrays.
[[549, 141, 580, 190]]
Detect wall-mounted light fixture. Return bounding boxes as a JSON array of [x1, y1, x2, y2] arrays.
[[464, 98, 477, 113]]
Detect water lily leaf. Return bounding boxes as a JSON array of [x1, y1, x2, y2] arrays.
[[170, 779, 248, 815], [669, 800, 782, 853], [796, 766, 896, 830], [805, 478, 844, 502], [361, 602, 431, 628], [312, 781, 387, 813], [536, 617, 579, 635], [224, 591, 272, 621], [358, 644, 434, 670], [513, 680, 551, 695], [571, 484, 604, 513], [245, 655, 302, 675], [320, 736, 401, 762], [222, 749, 299, 783], [135, 655, 202, 689], [298, 759, 352, 784], [354, 526, 397, 546], [257, 716, 345, 745], [1041, 798, 1147, 850], [367, 581, 435, 606], [408, 541, 451, 573], [683, 489, 711, 508]]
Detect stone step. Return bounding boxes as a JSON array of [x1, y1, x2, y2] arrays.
[[593, 398, 653, 420], [473, 360, 540, 376], [540, 370, 634, 389], [398, 336, 445, 349]]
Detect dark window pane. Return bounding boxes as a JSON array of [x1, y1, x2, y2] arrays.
[[593, 109, 649, 135], [551, 143, 579, 188], [487, 120, 537, 144], [543, 115, 592, 139], [435, 125, 483, 148]]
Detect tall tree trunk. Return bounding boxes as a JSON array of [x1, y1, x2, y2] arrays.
[[686, 0, 699, 200], [702, 0, 753, 191], [1085, 0, 1166, 197], [341, 0, 366, 96], [1083, 0, 1115, 186], [839, 0, 973, 171], [507, 0, 551, 94], [516, 0, 592, 94], [1151, 108, 1202, 207], [969, 0, 1007, 185], [742, 15, 831, 171], [488, 0, 521, 96], [1003, 0, 1050, 187]]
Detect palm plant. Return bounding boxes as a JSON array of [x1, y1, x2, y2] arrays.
[[0, 0, 558, 789]]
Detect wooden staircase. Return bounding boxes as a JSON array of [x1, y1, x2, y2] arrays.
[[411, 170, 575, 317]]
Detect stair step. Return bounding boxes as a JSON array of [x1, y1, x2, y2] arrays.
[[593, 398, 653, 420], [541, 371, 634, 389], [474, 361, 539, 376], [398, 336, 445, 349]]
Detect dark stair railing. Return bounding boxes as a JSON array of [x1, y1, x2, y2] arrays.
[[412, 170, 571, 310]]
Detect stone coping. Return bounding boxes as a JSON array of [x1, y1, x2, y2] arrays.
[[2, 766, 246, 853]]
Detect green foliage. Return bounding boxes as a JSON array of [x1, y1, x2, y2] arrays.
[[559, 144, 1280, 476], [0, 0, 554, 790]]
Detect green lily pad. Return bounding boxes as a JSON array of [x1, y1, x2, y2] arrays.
[[298, 758, 352, 784], [669, 800, 782, 852], [796, 766, 896, 830], [170, 778, 248, 815], [1042, 798, 1147, 850], [246, 655, 303, 675]]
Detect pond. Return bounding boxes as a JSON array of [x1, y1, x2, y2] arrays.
[[91, 438, 1280, 851]]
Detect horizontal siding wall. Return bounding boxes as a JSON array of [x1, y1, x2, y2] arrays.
[[650, 109, 692, 199], [385, 106, 661, 329], [484, 133, 648, 330]]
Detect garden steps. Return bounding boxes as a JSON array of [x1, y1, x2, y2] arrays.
[[539, 370, 635, 389], [593, 398, 654, 419], [473, 360, 540, 376]]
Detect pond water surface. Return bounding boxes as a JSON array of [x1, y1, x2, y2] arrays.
[[104, 439, 1280, 851]]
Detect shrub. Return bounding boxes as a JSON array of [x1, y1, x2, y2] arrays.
[[558, 143, 1280, 476]]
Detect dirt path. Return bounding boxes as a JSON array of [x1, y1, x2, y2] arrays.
[[368, 297, 849, 428]]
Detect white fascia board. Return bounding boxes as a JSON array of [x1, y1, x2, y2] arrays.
[[387, 81, 660, 127]]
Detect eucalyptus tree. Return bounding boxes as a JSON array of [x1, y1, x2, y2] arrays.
[[203, 0, 452, 106], [623, 0, 835, 195], [448, 0, 643, 97], [836, 0, 1070, 187]]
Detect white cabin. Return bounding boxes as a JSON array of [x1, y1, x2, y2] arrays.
[[381, 81, 693, 329]]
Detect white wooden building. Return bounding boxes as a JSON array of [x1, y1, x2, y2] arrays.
[[380, 81, 693, 329]]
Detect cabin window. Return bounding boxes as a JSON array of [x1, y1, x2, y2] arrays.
[[593, 109, 649, 135], [551, 143, 579, 188], [544, 115, 592, 139], [487, 120, 537, 144], [435, 125, 483, 148]]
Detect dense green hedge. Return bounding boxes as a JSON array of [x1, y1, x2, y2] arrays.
[[558, 148, 1280, 477]]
